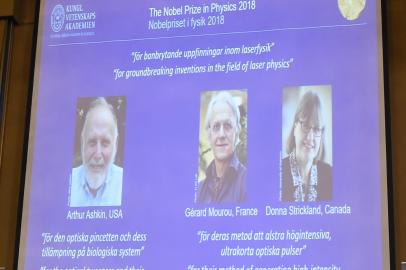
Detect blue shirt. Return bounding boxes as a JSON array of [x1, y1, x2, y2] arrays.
[[197, 154, 246, 204], [69, 164, 123, 207]]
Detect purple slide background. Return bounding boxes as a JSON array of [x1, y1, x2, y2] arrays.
[[21, 0, 386, 269]]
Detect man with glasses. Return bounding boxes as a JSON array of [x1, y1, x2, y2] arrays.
[[197, 91, 246, 204]]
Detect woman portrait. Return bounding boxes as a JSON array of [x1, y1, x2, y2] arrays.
[[281, 86, 332, 202]]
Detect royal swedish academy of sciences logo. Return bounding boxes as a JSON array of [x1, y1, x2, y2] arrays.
[[51, 5, 65, 32]]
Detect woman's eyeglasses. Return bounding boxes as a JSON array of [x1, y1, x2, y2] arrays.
[[297, 120, 324, 137]]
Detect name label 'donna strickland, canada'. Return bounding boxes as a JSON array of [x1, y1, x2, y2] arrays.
[[265, 204, 352, 216], [184, 207, 258, 218], [66, 209, 123, 220]]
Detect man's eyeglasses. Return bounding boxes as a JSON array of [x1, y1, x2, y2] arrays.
[[297, 120, 324, 137], [210, 121, 234, 134]]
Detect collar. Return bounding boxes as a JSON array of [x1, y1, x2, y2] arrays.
[[206, 153, 240, 180], [80, 165, 112, 197]]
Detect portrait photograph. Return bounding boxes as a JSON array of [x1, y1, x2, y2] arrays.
[[196, 90, 247, 204], [68, 96, 126, 207], [281, 85, 332, 202]]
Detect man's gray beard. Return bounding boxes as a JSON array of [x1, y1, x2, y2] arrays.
[[82, 150, 116, 190], [85, 167, 108, 190]]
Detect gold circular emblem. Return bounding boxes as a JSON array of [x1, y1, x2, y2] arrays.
[[338, 0, 366, 20]]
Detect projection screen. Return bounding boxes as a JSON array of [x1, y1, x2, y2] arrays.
[[17, 0, 391, 269]]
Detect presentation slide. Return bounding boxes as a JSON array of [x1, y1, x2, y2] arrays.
[[18, 1, 390, 270]]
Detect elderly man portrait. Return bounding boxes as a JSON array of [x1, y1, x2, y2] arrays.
[[197, 91, 247, 204], [69, 97, 123, 207]]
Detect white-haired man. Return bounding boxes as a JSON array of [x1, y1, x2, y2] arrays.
[[69, 97, 123, 207], [197, 91, 246, 203]]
